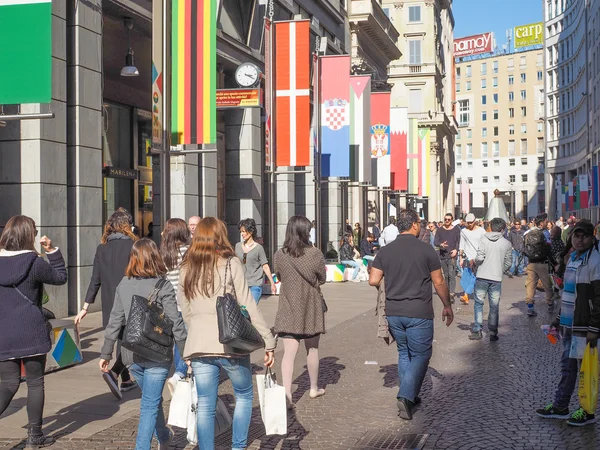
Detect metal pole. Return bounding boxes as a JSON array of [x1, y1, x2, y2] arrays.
[[160, 0, 172, 229], [267, 2, 276, 262], [314, 48, 322, 251]]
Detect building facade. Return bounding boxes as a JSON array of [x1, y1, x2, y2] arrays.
[[544, 0, 600, 220], [383, 0, 458, 220], [454, 48, 546, 219], [0, 0, 401, 319]]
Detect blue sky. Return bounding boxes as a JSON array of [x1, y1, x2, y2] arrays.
[[453, 0, 543, 50]]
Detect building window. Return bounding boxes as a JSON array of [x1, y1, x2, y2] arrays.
[[481, 62, 487, 75], [457, 162, 462, 168], [493, 93, 498, 104], [537, 71, 543, 81], [521, 138, 528, 154], [494, 175, 500, 181], [509, 158, 515, 166], [538, 156, 544, 167], [456, 82, 460, 92], [466, 65, 472, 77], [458, 99, 470, 126], [509, 107, 515, 118], [521, 157, 528, 165], [521, 73, 527, 83], [493, 77, 498, 87], [521, 90, 527, 100], [493, 61, 498, 73], [494, 126, 499, 136], [509, 141, 515, 156], [509, 124, 514, 135], [483, 176, 488, 183], [467, 177, 473, 184], [456, 67, 461, 79], [508, 75, 514, 85], [466, 81, 471, 91], [520, 55, 526, 67], [537, 122, 543, 133], [457, 130, 461, 139], [482, 127, 487, 137], [493, 110, 498, 120], [456, 144, 462, 159], [467, 161, 473, 168], [509, 92, 514, 102], [482, 95, 487, 104], [408, 5, 421, 22], [409, 40, 422, 64], [482, 111, 487, 121], [467, 129, 472, 138], [481, 79, 487, 89], [537, 173, 544, 182], [483, 160, 488, 167], [481, 142, 488, 157], [522, 174, 528, 182], [521, 123, 527, 133], [467, 143, 473, 159], [510, 175, 516, 183], [521, 106, 527, 117], [493, 142, 499, 156]]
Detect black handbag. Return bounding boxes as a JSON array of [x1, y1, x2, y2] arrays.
[[122, 278, 174, 363], [216, 258, 265, 353]]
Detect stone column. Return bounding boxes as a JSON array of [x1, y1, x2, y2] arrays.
[[170, 154, 200, 219], [66, 0, 104, 315]]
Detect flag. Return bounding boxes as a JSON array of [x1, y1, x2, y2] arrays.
[[574, 177, 580, 210], [390, 107, 408, 191], [0, 0, 52, 104], [171, 0, 217, 146], [568, 181, 574, 211], [563, 185, 568, 215], [418, 128, 431, 197], [275, 20, 310, 166], [593, 166, 599, 207], [370, 92, 391, 187], [580, 174, 589, 208], [349, 76, 371, 183], [321, 55, 351, 177], [264, 18, 272, 165], [555, 176, 562, 216], [407, 119, 420, 194], [461, 180, 470, 214]]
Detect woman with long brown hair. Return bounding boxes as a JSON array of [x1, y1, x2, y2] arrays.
[[179, 217, 276, 450], [75, 210, 138, 398], [99, 238, 186, 450], [159, 218, 190, 391], [0, 215, 67, 448]]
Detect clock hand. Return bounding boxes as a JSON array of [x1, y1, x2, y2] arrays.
[[245, 74, 254, 78]]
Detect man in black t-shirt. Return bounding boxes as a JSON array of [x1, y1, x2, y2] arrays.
[[369, 209, 454, 421]]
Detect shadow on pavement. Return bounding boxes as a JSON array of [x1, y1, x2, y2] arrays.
[[292, 356, 345, 404]]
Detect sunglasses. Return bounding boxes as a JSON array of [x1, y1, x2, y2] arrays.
[[444, 218, 452, 222], [243, 253, 247, 264]]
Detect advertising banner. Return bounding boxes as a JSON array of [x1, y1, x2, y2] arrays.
[[264, 18, 272, 166], [349, 76, 371, 183], [453, 32, 493, 57], [171, 0, 217, 146], [152, 0, 163, 151], [370, 92, 391, 187], [514, 22, 544, 48], [275, 20, 310, 167], [320, 55, 351, 177], [390, 107, 408, 191], [0, 0, 52, 104], [216, 89, 262, 108]]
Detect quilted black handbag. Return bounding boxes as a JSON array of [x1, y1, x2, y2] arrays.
[[216, 258, 265, 353], [122, 278, 174, 363]]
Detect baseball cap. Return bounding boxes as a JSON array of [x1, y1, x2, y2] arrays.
[[465, 213, 476, 223], [571, 219, 594, 236]]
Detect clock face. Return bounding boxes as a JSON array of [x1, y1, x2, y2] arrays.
[[235, 63, 260, 87]]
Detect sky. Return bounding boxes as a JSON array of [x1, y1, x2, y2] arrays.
[[453, 0, 544, 50]]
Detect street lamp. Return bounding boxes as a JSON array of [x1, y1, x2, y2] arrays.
[[507, 181, 516, 219]]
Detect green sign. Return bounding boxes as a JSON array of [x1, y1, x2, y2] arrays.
[[0, 0, 52, 105]]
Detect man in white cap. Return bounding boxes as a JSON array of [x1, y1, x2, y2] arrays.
[[459, 213, 486, 304]]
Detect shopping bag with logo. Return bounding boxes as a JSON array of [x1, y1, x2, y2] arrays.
[[460, 267, 476, 295], [256, 368, 287, 435], [167, 376, 193, 429], [569, 335, 587, 359], [578, 343, 599, 414]]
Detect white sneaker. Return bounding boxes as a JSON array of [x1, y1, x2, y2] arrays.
[[166, 374, 181, 396]]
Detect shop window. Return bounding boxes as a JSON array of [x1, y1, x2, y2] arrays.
[[219, 0, 254, 43]]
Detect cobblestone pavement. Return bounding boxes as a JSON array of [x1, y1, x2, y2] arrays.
[[1, 277, 599, 449]]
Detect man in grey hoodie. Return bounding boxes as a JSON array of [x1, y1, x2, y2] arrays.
[[469, 218, 513, 341]]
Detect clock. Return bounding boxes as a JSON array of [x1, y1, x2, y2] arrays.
[[234, 62, 261, 87]]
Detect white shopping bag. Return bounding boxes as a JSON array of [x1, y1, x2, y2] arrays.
[[187, 378, 198, 445], [256, 369, 287, 435], [167, 377, 193, 429]]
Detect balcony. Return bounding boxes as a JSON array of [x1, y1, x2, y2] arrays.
[[348, 0, 401, 62]]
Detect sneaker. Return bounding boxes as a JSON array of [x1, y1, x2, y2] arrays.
[[167, 374, 181, 396], [469, 330, 483, 340], [535, 403, 570, 419], [396, 397, 413, 420], [527, 306, 538, 317], [120, 379, 138, 393], [489, 333, 499, 342], [567, 407, 597, 426], [460, 293, 470, 305], [102, 371, 122, 400]]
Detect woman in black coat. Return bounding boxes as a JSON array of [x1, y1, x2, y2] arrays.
[[0, 215, 67, 448], [74, 210, 137, 398]]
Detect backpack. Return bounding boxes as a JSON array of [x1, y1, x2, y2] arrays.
[[524, 229, 547, 261]]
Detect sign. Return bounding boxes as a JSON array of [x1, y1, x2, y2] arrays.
[[216, 89, 262, 108], [514, 22, 544, 48], [0, 0, 52, 104], [151, 0, 163, 151], [103, 167, 139, 180], [264, 18, 272, 166], [454, 32, 493, 57]]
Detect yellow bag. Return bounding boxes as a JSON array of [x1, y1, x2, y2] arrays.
[[578, 343, 599, 414]]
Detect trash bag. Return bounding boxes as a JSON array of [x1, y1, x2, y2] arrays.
[[578, 343, 599, 414], [460, 267, 476, 295]]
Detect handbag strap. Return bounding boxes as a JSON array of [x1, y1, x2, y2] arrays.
[[148, 278, 168, 306], [222, 257, 237, 299], [13, 284, 36, 306]]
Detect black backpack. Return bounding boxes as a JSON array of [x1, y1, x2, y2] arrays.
[[524, 230, 547, 261]]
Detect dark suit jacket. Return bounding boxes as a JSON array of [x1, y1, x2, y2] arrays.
[[85, 233, 134, 327]]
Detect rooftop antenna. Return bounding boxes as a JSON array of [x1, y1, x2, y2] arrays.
[[506, 28, 513, 54]]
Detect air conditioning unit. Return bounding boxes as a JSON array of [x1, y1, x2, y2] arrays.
[[293, 14, 302, 20]]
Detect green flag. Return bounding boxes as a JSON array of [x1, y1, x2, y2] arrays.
[[0, 0, 52, 104]]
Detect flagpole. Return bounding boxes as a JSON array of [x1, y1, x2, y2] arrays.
[[314, 44, 322, 252], [266, 0, 277, 262]]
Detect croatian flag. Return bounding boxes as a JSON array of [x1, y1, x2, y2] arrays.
[[274, 20, 310, 167], [320, 55, 351, 177]]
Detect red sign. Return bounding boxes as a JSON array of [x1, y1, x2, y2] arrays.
[[216, 89, 262, 108], [454, 32, 493, 57]]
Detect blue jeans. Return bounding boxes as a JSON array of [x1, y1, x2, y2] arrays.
[[473, 279, 502, 334], [554, 329, 579, 410], [363, 255, 375, 262], [173, 313, 189, 377], [510, 250, 525, 275], [128, 362, 171, 450], [386, 316, 434, 402], [191, 356, 253, 450], [249, 285, 262, 303], [341, 260, 361, 280]]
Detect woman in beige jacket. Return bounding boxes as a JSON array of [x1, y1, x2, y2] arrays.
[[179, 217, 276, 450]]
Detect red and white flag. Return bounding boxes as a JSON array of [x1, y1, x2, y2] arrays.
[[274, 20, 310, 167]]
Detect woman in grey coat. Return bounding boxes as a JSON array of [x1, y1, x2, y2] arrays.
[[99, 239, 187, 450]]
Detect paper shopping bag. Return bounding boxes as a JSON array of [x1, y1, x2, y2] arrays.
[[256, 369, 287, 435], [578, 343, 599, 414], [215, 396, 233, 437], [187, 378, 198, 445], [167, 377, 193, 429]]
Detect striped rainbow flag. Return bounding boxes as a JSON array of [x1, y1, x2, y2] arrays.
[[171, 0, 216, 146]]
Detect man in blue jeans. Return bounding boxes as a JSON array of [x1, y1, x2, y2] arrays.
[[369, 209, 454, 420], [469, 218, 512, 341]]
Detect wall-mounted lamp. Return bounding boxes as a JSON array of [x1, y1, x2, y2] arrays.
[[120, 18, 139, 77]]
